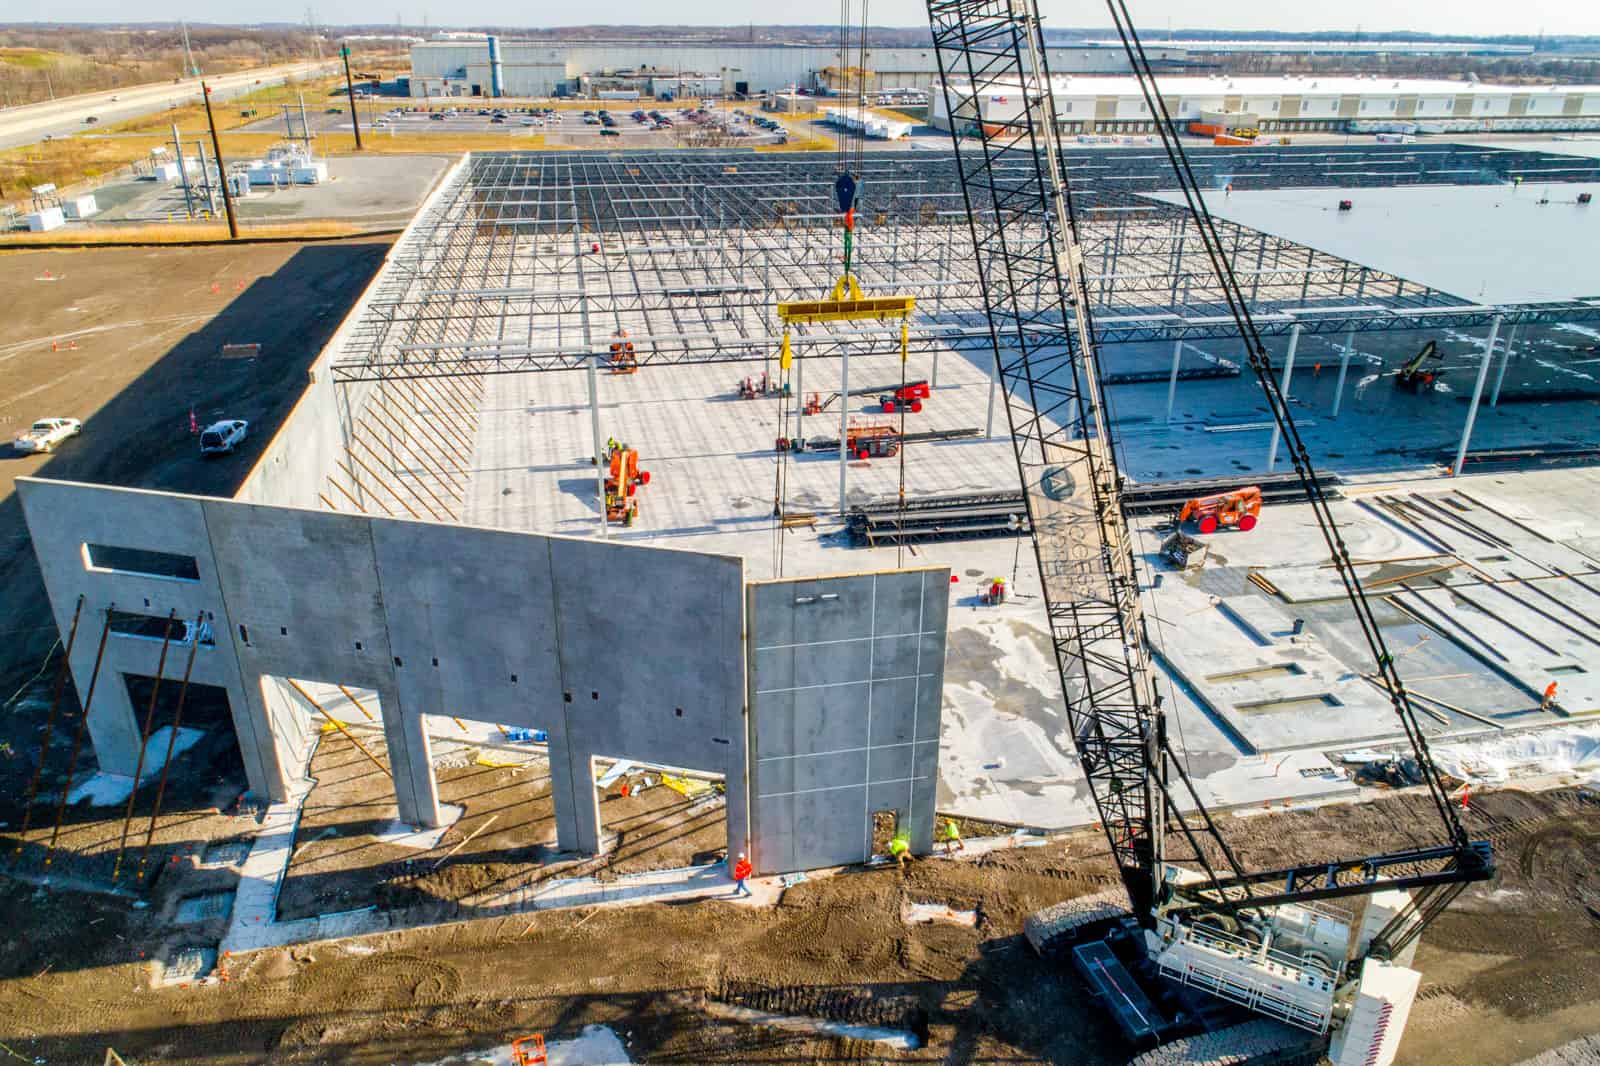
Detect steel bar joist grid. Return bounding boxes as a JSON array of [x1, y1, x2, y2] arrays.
[[326, 149, 1600, 384]]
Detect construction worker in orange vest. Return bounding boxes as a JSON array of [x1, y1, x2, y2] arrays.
[[731, 851, 753, 897], [1542, 681, 1559, 711]]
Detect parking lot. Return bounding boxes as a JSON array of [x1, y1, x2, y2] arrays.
[[237, 101, 790, 147]]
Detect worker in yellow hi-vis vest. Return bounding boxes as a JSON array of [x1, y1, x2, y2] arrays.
[[889, 829, 911, 869], [942, 818, 964, 855]]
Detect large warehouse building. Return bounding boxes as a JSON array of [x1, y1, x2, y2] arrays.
[[930, 74, 1600, 135], [407, 35, 1190, 98]]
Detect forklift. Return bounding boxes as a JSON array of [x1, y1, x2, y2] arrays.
[[1393, 340, 1442, 393]]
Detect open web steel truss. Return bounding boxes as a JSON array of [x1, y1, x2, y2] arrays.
[[329, 149, 1600, 384]]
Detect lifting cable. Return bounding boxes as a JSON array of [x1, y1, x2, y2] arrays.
[[771, 329, 794, 578]]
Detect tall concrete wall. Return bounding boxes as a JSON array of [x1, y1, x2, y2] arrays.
[[234, 155, 468, 513], [746, 568, 948, 876], [19, 478, 747, 859]]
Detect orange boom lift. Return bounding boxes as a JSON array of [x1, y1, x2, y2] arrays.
[[1177, 485, 1263, 534]]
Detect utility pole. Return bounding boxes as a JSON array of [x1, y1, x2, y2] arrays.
[[298, 91, 312, 151], [200, 82, 239, 239], [340, 45, 363, 150], [180, 21, 198, 77]]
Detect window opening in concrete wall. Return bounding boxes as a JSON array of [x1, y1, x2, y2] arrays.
[[593, 754, 730, 870], [81, 543, 200, 582], [108, 610, 215, 646]]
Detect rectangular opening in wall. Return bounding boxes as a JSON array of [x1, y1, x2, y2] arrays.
[[82, 543, 200, 582], [593, 753, 728, 868], [108, 610, 214, 646]]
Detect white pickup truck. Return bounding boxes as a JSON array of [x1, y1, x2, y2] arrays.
[[13, 417, 82, 454]]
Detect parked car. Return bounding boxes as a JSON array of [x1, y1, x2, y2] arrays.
[[13, 417, 82, 454], [83, 115, 99, 124], [199, 419, 248, 456], [600, 127, 620, 136], [325, 107, 343, 114]]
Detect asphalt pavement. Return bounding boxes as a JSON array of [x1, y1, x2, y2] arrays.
[[0, 61, 337, 152]]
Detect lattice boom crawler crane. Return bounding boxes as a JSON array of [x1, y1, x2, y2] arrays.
[[925, 0, 1492, 1062]]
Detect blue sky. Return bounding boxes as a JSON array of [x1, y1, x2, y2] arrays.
[[14, 0, 1589, 38]]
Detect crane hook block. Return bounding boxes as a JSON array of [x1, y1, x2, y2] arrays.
[[835, 173, 857, 213]]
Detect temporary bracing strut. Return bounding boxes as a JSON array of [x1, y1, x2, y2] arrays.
[[12, 595, 84, 860], [135, 613, 206, 880], [44, 605, 114, 867], [112, 611, 178, 880]]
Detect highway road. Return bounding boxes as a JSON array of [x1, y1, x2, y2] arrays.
[[0, 60, 338, 152]]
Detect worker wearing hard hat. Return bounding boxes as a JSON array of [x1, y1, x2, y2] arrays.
[[731, 851, 753, 897], [889, 829, 911, 869], [942, 818, 964, 855]]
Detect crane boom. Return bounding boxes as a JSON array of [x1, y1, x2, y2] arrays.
[[926, 0, 1491, 962]]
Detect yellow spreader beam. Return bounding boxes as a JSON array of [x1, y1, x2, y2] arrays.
[[777, 274, 916, 324]]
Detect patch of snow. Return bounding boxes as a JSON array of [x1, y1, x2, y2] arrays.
[[902, 901, 978, 927], [1430, 723, 1600, 784], [67, 726, 205, 805], [413, 1024, 632, 1066], [1554, 323, 1600, 344]]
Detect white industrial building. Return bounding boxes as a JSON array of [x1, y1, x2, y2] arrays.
[[407, 36, 1188, 98], [929, 74, 1600, 135]]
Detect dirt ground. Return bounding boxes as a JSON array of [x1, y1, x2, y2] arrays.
[[0, 240, 390, 811], [276, 731, 731, 923], [0, 782, 1594, 1066]]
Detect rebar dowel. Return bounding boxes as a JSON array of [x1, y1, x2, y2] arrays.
[[112, 612, 178, 880], [13, 595, 85, 858], [136, 613, 205, 879], [44, 606, 115, 866]]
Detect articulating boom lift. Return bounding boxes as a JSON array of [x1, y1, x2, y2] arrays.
[[924, 0, 1491, 1057]]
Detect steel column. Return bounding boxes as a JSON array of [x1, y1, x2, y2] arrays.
[[1332, 326, 1354, 418], [1453, 316, 1503, 477], [1266, 324, 1302, 472], [1165, 339, 1182, 422], [1489, 323, 1518, 407]]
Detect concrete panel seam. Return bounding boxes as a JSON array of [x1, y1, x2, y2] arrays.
[[910, 570, 925, 822], [861, 575, 876, 861], [756, 672, 937, 695], [757, 738, 936, 763], [755, 628, 941, 651], [760, 774, 931, 800], [197, 498, 281, 798]]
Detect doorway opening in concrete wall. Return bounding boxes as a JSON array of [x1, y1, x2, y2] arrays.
[[871, 808, 903, 860], [120, 674, 244, 808], [592, 755, 730, 871], [271, 695, 567, 924]]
